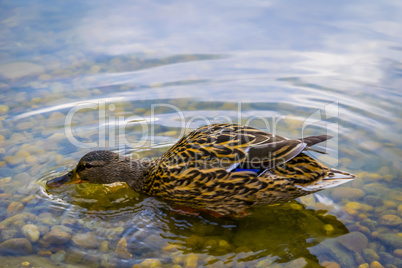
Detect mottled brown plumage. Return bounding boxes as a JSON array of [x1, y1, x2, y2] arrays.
[[47, 124, 355, 216]]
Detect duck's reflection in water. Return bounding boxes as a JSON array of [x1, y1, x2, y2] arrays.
[[159, 201, 347, 266], [44, 183, 348, 267]]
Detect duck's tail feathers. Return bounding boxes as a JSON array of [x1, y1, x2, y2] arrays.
[[299, 135, 333, 154], [296, 169, 356, 192]]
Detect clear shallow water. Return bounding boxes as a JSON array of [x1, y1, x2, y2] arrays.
[[0, 0, 402, 267]]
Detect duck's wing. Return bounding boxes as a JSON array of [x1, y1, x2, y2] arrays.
[[161, 124, 328, 172]]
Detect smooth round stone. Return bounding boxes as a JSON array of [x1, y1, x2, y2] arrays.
[[384, 201, 397, 208], [357, 264, 369, 268], [37, 249, 52, 256], [144, 234, 165, 248], [0, 105, 9, 115], [376, 233, 402, 248], [331, 187, 365, 201], [349, 202, 373, 212], [65, 251, 85, 264], [363, 248, 380, 263], [0, 62, 44, 79], [1, 229, 19, 241], [4, 156, 23, 166], [369, 261, 384, 268], [378, 252, 402, 267], [48, 111, 65, 121], [43, 228, 71, 244], [14, 172, 30, 181], [0, 238, 32, 255], [398, 204, 402, 213], [337, 232, 368, 252], [37, 225, 50, 236], [101, 254, 117, 268], [393, 249, 402, 258], [50, 250, 66, 263], [16, 122, 34, 131], [21, 224, 40, 242], [349, 224, 371, 236], [13, 220, 26, 229], [7, 202, 24, 217], [10, 132, 25, 142], [321, 261, 340, 268], [0, 193, 12, 199], [0, 212, 38, 227], [282, 258, 308, 267], [162, 244, 179, 252], [140, 258, 162, 268], [21, 195, 38, 204], [71, 232, 98, 249], [363, 196, 384, 207], [25, 155, 37, 165], [61, 218, 77, 227], [378, 215, 401, 226], [115, 237, 132, 259]]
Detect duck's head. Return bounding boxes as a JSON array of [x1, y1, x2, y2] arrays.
[[46, 150, 124, 187]]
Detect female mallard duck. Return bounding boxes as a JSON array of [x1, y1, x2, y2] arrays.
[[47, 124, 355, 216]]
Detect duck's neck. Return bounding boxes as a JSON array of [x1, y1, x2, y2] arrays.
[[117, 156, 154, 192]]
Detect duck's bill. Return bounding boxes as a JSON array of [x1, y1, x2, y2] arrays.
[[46, 171, 82, 187]]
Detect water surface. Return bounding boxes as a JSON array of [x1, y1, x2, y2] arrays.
[[0, 0, 401, 267]]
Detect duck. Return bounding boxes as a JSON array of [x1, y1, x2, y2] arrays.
[[46, 123, 355, 217]]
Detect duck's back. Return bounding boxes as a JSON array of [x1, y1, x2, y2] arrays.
[[142, 124, 354, 216]]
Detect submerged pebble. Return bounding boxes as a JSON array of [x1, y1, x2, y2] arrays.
[[0, 213, 35, 228], [378, 215, 401, 226], [72, 232, 98, 249], [378, 252, 402, 267], [0, 105, 9, 114], [0, 238, 32, 255], [394, 249, 402, 258], [0, 62, 44, 79], [65, 251, 85, 264], [43, 226, 72, 244], [337, 232, 368, 252], [140, 258, 163, 268], [115, 237, 132, 259], [50, 250, 66, 263], [1, 229, 19, 241], [21, 224, 40, 242], [369, 261, 384, 268], [363, 248, 380, 263], [331, 187, 365, 201], [321, 261, 341, 268], [38, 249, 52, 256], [375, 233, 402, 248]]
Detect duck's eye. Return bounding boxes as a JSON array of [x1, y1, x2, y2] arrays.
[[85, 163, 93, 169]]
